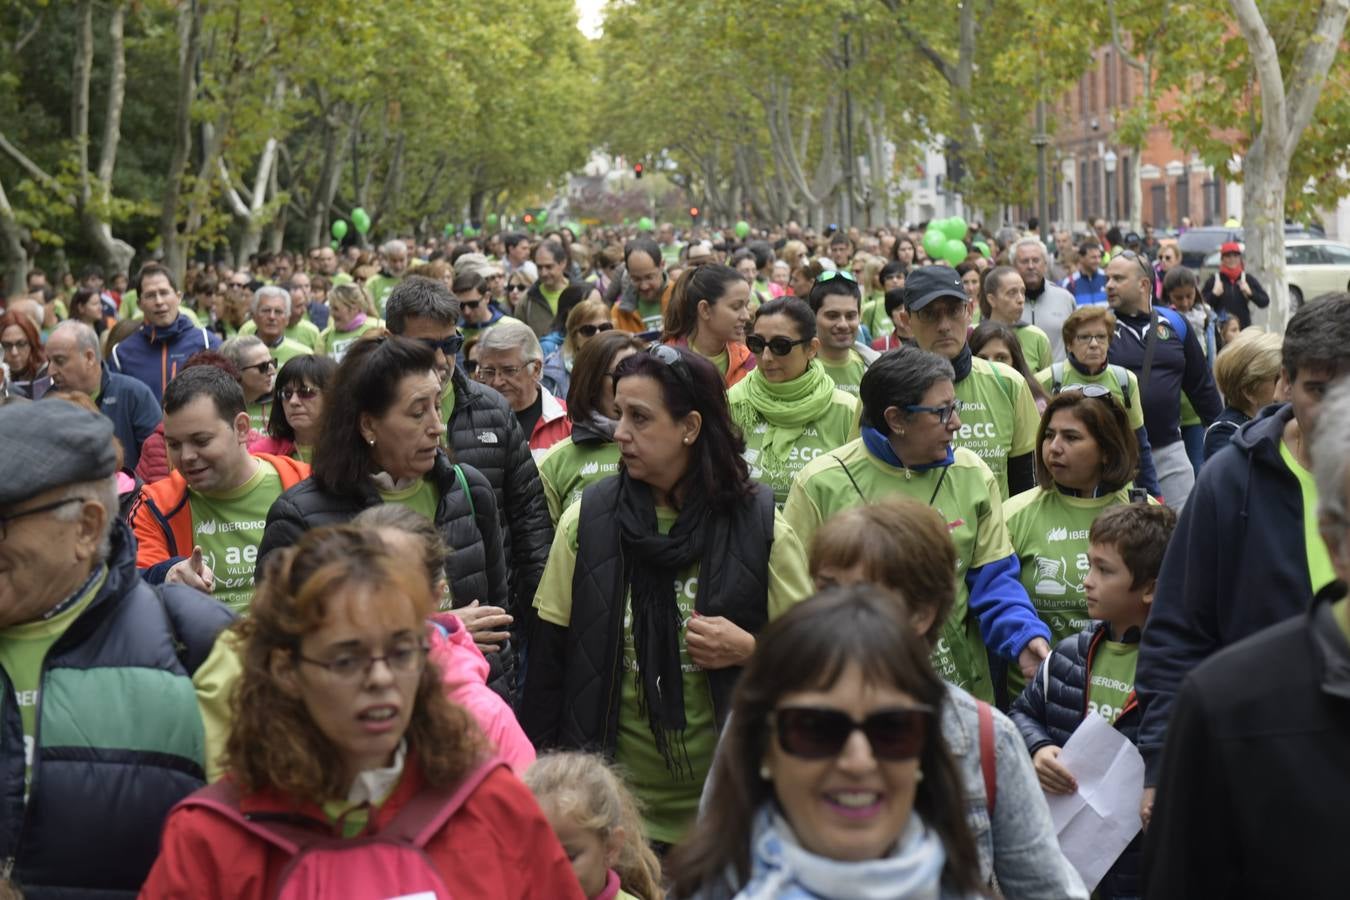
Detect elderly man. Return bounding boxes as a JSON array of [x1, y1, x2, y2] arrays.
[[110, 262, 221, 397], [1144, 376, 1350, 897], [45, 320, 161, 470], [240, 286, 312, 366], [476, 319, 571, 459], [0, 401, 233, 897], [365, 239, 411, 315], [1011, 237, 1077, 363]]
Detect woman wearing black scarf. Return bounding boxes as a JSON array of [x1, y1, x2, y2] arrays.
[[521, 345, 813, 851]]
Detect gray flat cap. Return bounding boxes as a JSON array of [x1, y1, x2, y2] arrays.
[[0, 401, 118, 507]]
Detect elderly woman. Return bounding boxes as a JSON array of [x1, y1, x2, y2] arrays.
[[540, 297, 614, 399], [669, 587, 986, 899], [142, 526, 582, 898], [1036, 306, 1160, 497], [784, 349, 1050, 703], [521, 346, 812, 849], [475, 319, 572, 458], [220, 335, 277, 436], [318, 282, 384, 362], [249, 354, 338, 464], [538, 329, 647, 523]]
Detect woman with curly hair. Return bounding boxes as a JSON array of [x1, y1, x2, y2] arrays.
[[141, 525, 583, 899]]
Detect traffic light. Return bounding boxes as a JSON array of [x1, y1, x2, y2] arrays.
[[523, 213, 535, 225], [689, 206, 700, 221], [634, 162, 644, 179]]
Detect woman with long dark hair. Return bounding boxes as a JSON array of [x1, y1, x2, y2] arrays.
[[669, 586, 986, 898], [661, 264, 756, 388], [249, 354, 338, 463], [521, 346, 812, 849]]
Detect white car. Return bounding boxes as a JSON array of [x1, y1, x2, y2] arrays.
[[1203, 238, 1350, 307]]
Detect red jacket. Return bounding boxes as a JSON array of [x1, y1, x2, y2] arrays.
[[128, 453, 310, 578], [134, 423, 170, 485], [530, 390, 572, 459], [139, 754, 585, 900]]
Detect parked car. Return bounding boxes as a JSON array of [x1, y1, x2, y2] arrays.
[[1179, 223, 1324, 270], [1202, 238, 1350, 308]]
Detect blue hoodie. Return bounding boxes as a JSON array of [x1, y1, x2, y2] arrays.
[[1134, 403, 1313, 781], [96, 364, 162, 471], [109, 313, 220, 398]]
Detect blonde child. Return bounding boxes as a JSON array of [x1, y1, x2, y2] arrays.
[[524, 752, 663, 900]]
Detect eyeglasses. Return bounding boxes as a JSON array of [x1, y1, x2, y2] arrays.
[[417, 334, 465, 358], [1060, 383, 1114, 400], [0, 496, 87, 540], [772, 705, 933, 761], [1072, 333, 1110, 346], [914, 301, 969, 324], [295, 642, 429, 682], [476, 363, 530, 381], [577, 322, 615, 338], [506, 283, 529, 293], [815, 269, 857, 284], [904, 398, 962, 424], [746, 334, 809, 356], [1, 340, 30, 353], [647, 343, 696, 393], [242, 359, 278, 375], [281, 385, 320, 402]]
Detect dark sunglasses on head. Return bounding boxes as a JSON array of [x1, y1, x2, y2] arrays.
[[646, 343, 696, 393], [1114, 249, 1154, 283], [746, 334, 809, 356], [417, 334, 465, 357], [577, 322, 615, 338], [773, 705, 932, 761], [281, 385, 320, 401]]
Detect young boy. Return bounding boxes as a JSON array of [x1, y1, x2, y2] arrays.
[[1010, 503, 1177, 899]]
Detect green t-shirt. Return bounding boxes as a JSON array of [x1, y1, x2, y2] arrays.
[[540, 284, 564, 315], [784, 439, 1012, 701], [0, 567, 104, 793], [1004, 487, 1134, 649], [320, 318, 385, 361], [268, 336, 314, 367], [379, 477, 441, 525], [954, 356, 1041, 499], [861, 297, 894, 341], [1281, 439, 1337, 594], [538, 438, 622, 524], [727, 382, 861, 507], [1036, 363, 1146, 433], [1179, 392, 1201, 427], [819, 349, 870, 397], [365, 275, 402, 317], [239, 318, 322, 350], [1087, 639, 1138, 725], [246, 399, 271, 436], [192, 460, 282, 612], [534, 503, 813, 843], [1015, 324, 1053, 374], [637, 299, 664, 332]]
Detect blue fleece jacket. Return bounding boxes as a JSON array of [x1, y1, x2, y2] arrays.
[[96, 364, 161, 471], [109, 313, 220, 398], [1135, 403, 1314, 781]]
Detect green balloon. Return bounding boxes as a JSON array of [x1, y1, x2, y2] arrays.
[[943, 239, 968, 266], [331, 220, 348, 240], [973, 240, 991, 258], [352, 207, 371, 234], [735, 220, 751, 239], [443, 223, 455, 236], [637, 216, 655, 232], [922, 228, 947, 260], [943, 216, 968, 241], [330, 240, 339, 251], [536, 211, 549, 224], [486, 213, 499, 226], [463, 225, 478, 238]]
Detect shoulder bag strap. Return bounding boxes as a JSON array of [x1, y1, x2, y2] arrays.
[[452, 464, 475, 518], [1139, 308, 1160, 394], [380, 756, 507, 847], [976, 700, 997, 818]]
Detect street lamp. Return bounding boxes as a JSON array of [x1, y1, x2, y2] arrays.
[[1103, 150, 1118, 224]]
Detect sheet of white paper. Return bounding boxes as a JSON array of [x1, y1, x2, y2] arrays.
[[1042, 712, 1145, 892]]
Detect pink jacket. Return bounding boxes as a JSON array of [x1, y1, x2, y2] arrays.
[[427, 614, 536, 772]]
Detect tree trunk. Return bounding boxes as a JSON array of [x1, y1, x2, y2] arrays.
[[159, 0, 202, 287], [0, 177, 28, 300], [71, 1, 132, 275]]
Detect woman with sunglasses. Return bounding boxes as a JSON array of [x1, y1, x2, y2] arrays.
[[540, 297, 613, 398], [1036, 306, 1160, 497], [660, 264, 756, 389], [220, 335, 278, 437], [249, 354, 338, 464], [727, 298, 861, 507], [1002, 389, 1143, 692], [319, 282, 383, 362], [784, 348, 1050, 704], [504, 270, 536, 318], [143, 526, 583, 899], [538, 330, 647, 523], [258, 336, 512, 649], [668, 586, 985, 899], [521, 346, 812, 851]]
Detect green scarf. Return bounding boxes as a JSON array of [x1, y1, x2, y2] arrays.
[[735, 359, 837, 466]]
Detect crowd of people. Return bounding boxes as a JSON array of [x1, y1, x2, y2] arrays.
[[1, 215, 1346, 899]]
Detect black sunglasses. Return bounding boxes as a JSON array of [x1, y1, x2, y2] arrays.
[[417, 334, 465, 357], [506, 283, 529, 293], [746, 334, 809, 357], [773, 705, 933, 761], [460, 300, 482, 311], [242, 359, 277, 375], [577, 322, 615, 338]]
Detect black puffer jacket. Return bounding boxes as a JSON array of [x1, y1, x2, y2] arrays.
[[1010, 622, 1142, 899], [444, 369, 552, 621]]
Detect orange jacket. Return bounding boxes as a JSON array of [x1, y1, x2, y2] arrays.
[[610, 279, 674, 334], [664, 336, 757, 389], [129, 453, 310, 580]]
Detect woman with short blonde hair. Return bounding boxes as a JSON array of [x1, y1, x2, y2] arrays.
[[1205, 329, 1283, 458]]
